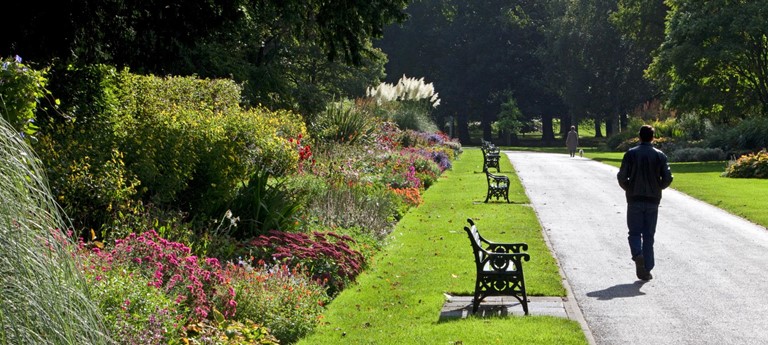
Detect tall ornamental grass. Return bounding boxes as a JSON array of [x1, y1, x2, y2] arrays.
[[0, 116, 112, 344]]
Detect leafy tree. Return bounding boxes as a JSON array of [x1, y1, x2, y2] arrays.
[[1, 0, 406, 116], [1, 0, 241, 73], [610, 0, 670, 130], [493, 93, 524, 145], [611, 0, 669, 57], [1, 0, 406, 71], [378, 0, 563, 143], [540, 0, 653, 137], [179, 27, 387, 118], [648, 0, 768, 122]]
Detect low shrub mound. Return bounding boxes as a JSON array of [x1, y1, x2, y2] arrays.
[[246, 230, 366, 297], [724, 149, 768, 178]]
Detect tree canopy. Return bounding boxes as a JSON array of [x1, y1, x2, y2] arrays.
[[6, 0, 768, 141], [648, 0, 768, 122], [2, 0, 408, 116]]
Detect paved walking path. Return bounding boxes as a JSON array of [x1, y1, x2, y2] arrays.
[[505, 151, 768, 345]]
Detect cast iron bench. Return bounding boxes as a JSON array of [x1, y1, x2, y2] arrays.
[[485, 171, 510, 203], [480, 140, 501, 173], [463, 218, 529, 315]]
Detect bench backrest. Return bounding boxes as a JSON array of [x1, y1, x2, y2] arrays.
[[485, 171, 496, 186], [464, 223, 488, 265]]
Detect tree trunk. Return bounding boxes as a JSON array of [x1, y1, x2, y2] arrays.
[[606, 115, 618, 137], [619, 111, 628, 132], [482, 119, 492, 142], [594, 118, 603, 138], [561, 115, 572, 138], [542, 113, 555, 144], [457, 113, 470, 145]]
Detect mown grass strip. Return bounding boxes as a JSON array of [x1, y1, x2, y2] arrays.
[[298, 148, 587, 345]]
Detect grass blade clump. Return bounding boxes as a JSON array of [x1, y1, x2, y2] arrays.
[[0, 116, 113, 344]]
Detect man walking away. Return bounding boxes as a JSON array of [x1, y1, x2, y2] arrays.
[[616, 125, 673, 281]]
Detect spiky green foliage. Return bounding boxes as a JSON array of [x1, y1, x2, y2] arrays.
[[0, 116, 112, 344]]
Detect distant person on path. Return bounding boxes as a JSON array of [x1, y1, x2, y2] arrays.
[[616, 125, 673, 281], [566, 126, 579, 157]]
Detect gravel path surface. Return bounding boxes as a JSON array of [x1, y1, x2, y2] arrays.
[[505, 150, 768, 345]]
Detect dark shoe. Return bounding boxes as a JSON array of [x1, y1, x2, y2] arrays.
[[633, 255, 647, 280], [640, 271, 653, 281]]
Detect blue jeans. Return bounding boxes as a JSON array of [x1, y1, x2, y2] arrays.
[[627, 201, 658, 271]]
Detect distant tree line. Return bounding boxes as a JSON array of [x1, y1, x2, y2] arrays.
[[377, 0, 768, 145], [4, 0, 767, 145]]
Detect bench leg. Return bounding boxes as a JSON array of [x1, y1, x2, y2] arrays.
[[473, 279, 483, 313], [520, 293, 529, 315]]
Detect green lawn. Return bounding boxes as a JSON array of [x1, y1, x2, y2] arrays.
[[300, 145, 768, 345], [298, 148, 587, 345]]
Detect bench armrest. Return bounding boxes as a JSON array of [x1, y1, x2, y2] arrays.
[[486, 173, 508, 183], [482, 251, 530, 272], [485, 251, 530, 262], [486, 242, 528, 253]]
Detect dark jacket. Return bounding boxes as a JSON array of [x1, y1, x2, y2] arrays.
[[617, 142, 673, 204]]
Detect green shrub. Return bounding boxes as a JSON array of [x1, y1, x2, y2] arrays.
[[84, 267, 183, 343], [724, 149, 768, 178], [606, 130, 635, 151], [675, 112, 710, 141], [35, 66, 307, 238], [311, 100, 377, 144], [614, 136, 675, 153], [391, 104, 434, 132], [228, 264, 328, 344], [121, 74, 305, 217], [35, 134, 142, 241], [0, 55, 49, 135], [669, 147, 726, 162], [649, 118, 681, 139], [707, 117, 768, 154], [228, 168, 303, 239]]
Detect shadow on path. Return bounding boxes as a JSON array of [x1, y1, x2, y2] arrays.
[[586, 281, 647, 300]]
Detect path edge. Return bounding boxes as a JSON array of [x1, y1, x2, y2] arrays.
[[506, 151, 597, 345]]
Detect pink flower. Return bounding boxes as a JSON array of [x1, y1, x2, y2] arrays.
[[194, 307, 208, 319]]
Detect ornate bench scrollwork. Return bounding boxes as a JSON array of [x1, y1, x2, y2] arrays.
[[485, 171, 510, 203], [463, 218, 529, 315]]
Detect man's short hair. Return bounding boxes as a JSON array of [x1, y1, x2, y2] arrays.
[[639, 125, 654, 142]]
